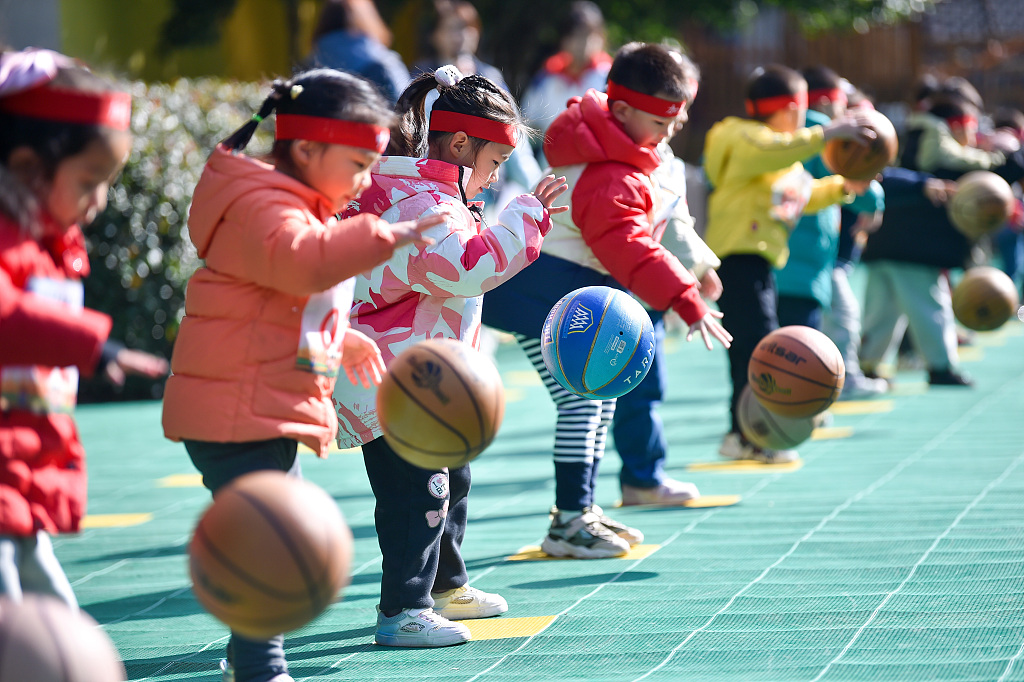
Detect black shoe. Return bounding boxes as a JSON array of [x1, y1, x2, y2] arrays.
[[928, 369, 974, 386]]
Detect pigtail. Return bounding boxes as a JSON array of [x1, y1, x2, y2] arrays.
[[391, 72, 445, 157], [222, 79, 291, 151]]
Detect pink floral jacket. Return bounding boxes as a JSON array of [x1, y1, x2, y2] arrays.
[[332, 156, 550, 448]]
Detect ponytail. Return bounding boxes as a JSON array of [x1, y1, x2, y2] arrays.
[[222, 79, 290, 151]]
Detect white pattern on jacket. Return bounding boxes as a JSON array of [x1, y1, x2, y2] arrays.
[[332, 156, 550, 448]]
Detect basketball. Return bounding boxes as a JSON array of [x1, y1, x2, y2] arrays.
[[748, 325, 845, 418], [376, 338, 505, 469], [952, 266, 1021, 331], [189, 471, 353, 640], [948, 170, 1015, 240], [0, 594, 126, 681], [540, 286, 655, 399], [821, 109, 898, 181], [737, 383, 816, 450]]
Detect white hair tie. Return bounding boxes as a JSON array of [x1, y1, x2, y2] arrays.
[[434, 65, 464, 88], [0, 48, 75, 97]]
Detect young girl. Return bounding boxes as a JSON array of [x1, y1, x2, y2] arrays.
[[161, 69, 440, 682], [332, 65, 567, 648], [0, 48, 168, 608]]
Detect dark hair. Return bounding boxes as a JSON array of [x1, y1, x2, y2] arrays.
[[608, 42, 693, 102], [0, 62, 126, 227], [745, 64, 806, 121], [928, 96, 978, 123], [390, 69, 524, 158], [223, 68, 397, 168], [311, 0, 354, 45], [938, 76, 983, 110], [802, 65, 841, 93], [559, 1, 604, 37], [992, 106, 1024, 133], [912, 73, 940, 105]]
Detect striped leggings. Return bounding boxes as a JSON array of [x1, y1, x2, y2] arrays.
[[515, 333, 615, 511]]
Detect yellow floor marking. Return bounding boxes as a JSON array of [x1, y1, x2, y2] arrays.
[[812, 426, 854, 440], [81, 513, 152, 528], [957, 346, 984, 362], [464, 615, 556, 640], [828, 399, 894, 415], [687, 460, 803, 473], [507, 543, 661, 561], [503, 370, 542, 386], [503, 387, 526, 403], [888, 382, 928, 396], [613, 494, 742, 509], [157, 473, 203, 487]]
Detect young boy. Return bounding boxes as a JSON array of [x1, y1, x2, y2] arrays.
[[702, 63, 874, 463], [482, 43, 731, 559]]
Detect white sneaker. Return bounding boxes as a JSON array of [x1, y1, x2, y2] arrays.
[[620, 478, 700, 508], [587, 504, 644, 545], [432, 585, 508, 620], [719, 432, 798, 464], [374, 607, 471, 647], [840, 373, 888, 400], [541, 508, 630, 559]]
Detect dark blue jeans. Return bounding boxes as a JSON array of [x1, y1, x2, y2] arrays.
[[777, 294, 824, 330], [611, 311, 668, 489], [184, 438, 300, 682]]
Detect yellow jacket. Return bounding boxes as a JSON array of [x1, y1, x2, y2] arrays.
[[703, 116, 848, 267]]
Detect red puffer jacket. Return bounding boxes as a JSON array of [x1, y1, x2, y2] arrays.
[[0, 213, 111, 535]]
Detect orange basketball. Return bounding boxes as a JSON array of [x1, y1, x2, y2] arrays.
[[0, 594, 126, 681], [821, 109, 898, 181], [952, 266, 1020, 331], [189, 471, 353, 640], [948, 171, 1015, 240], [737, 384, 817, 450], [377, 338, 505, 469], [748, 325, 845, 418]]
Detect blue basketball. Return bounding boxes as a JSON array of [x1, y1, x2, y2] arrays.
[[540, 286, 655, 399]]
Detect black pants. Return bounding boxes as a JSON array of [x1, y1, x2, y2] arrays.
[[362, 436, 470, 612], [183, 437, 300, 682], [716, 255, 778, 434]]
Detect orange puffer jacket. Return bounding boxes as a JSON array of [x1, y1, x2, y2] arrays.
[[162, 146, 398, 456]]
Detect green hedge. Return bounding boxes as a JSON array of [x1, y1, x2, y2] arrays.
[[80, 77, 272, 403]]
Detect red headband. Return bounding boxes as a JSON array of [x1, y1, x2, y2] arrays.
[[429, 109, 518, 146], [745, 91, 808, 118], [808, 87, 847, 107], [606, 81, 685, 118], [275, 114, 389, 153], [0, 85, 131, 130], [947, 115, 978, 130]]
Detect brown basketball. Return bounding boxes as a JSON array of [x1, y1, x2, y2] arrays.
[[952, 266, 1020, 331], [0, 594, 126, 681], [748, 325, 846, 418], [821, 109, 898, 181], [737, 383, 817, 450], [948, 170, 1015, 240], [189, 471, 353, 640], [377, 338, 505, 469]]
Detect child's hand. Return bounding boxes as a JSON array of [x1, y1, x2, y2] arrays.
[[823, 114, 877, 145], [698, 269, 723, 302], [104, 348, 169, 386], [340, 328, 387, 389], [686, 310, 732, 351], [924, 178, 957, 206], [387, 215, 444, 249], [532, 175, 569, 214]]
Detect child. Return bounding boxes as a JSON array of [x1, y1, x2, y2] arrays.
[[162, 68, 440, 682], [332, 65, 566, 648], [702, 63, 874, 463], [0, 48, 168, 608], [483, 43, 732, 559]]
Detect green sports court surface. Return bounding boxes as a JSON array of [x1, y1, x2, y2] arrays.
[[64, 315, 1024, 682]]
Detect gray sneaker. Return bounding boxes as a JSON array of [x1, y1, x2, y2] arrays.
[[219, 660, 293, 682], [541, 508, 630, 559], [374, 607, 471, 647], [586, 504, 644, 545], [719, 432, 798, 464]]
